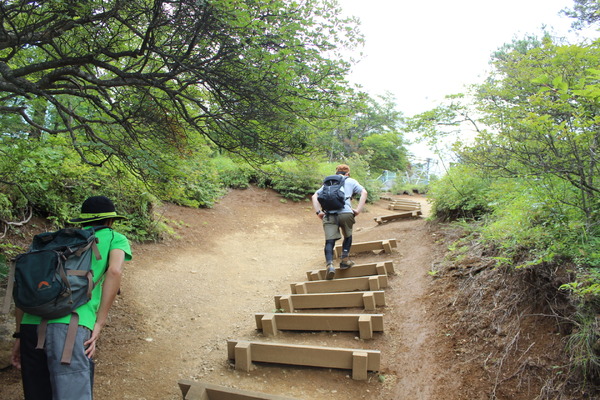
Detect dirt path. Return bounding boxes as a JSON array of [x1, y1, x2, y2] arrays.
[[1, 187, 467, 399]]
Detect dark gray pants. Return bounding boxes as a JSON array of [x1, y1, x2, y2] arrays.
[[21, 323, 94, 400]]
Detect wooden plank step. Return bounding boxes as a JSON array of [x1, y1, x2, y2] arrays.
[[374, 211, 422, 224], [291, 275, 388, 294], [178, 380, 299, 399], [306, 261, 394, 281], [255, 313, 384, 339], [274, 291, 386, 312], [388, 204, 421, 211], [389, 199, 420, 205], [227, 340, 381, 380], [334, 238, 397, 258]]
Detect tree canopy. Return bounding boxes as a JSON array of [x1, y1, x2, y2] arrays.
[[0, 0, 362, 173], [360, 132, 408, 174], [561, 0, 600, 30], [315, 92, 409, 172], [468, 39, 600, 228]]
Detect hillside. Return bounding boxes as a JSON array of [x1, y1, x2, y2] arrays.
[[0, 187, 578, 399]]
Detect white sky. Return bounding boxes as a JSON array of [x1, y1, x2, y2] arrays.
[[339, 0, 595, 117], [338, 0, 598, 166]]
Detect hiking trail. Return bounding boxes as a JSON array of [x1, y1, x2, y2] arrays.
[[1, 187, 480, 399]]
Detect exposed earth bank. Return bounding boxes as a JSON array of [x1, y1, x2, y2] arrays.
[[0, 187, 573, 399]]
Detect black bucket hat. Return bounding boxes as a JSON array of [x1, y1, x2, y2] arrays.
[[69, 196, 128, 224]]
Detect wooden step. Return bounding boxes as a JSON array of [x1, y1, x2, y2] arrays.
[[334, 238, 397, 258], [374, 211, 422, 224], [389, 198, 420, 204], [388, 203, 421, 211], [290, 275, 388, 294], [274, 291, 386, 312], [255, 313, 384, 339], [227, 340, 381, 380], [178, 380, 299, 400], [306, 261, 394, 281]]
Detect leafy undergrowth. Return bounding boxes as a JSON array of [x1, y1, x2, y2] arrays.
[[430, 224, 600, 399]]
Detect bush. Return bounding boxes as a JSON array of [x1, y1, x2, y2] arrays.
[[0, 136, 381, 245], [428, 164, 493, 221], [477, 180, 558, 265], [254, 157, 378, 204], [361, 178, 382, 203], [0, 134, 170, 241], [211, 156, 253, 189], [566, 310, 600, 385], [267, 159, 322, 201], [390, 179, 430, 195], [0, 134, 98, 225]]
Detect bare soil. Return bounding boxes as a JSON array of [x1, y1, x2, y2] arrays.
[[0, 187, 559, 399]]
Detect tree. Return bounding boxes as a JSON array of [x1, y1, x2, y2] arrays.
[[344, 92, 404, 152], [465, 39, 600, 229], [406, 32, 600, 231], [360, 132, 408, 174], [0, 0, 361, 176], [319, 92, 407, 163], [561, 0, 600, 30]]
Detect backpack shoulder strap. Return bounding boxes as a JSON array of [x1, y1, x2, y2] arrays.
[[35, 312, 80, 365], [92, 227, 116, 285], [85, 225, 111, 261]]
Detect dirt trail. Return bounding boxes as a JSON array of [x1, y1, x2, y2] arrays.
[[1, 187, 468, 399]]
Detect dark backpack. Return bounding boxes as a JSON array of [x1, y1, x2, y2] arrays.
[[3, 227, 108, 364], [11, 227, 105, 320], [317, 174, 348, 211]]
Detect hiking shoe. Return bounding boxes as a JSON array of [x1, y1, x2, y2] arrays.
[[339, 258, 355, 270], [325, 264, 336, 280]]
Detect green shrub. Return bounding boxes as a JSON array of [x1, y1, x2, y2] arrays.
[[273, 157, 379, 203], [0, 133, 382, 246], [476, 181, 556, 265], [269, 159, 321, 201], [211, 156, 253, 189], [390, 179, 430, 195], [271, 171, 317, 201], [254, 157, 378, 204], [0, 134, 171, 241], [362, 178, 382, 203], [0, 193, 13, 220], [474, 177, 600, 269], [566, 310, 600, 384], [428, 164, 493, 221]]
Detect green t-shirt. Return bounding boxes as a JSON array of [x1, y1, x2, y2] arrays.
[[21, 227, 132, 330]]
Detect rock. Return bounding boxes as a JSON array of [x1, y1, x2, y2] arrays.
[[0, 311, 15, 370], [0, 347, 12, 370]]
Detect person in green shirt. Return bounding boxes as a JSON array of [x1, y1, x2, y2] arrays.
[[11, 196, 132, 400]]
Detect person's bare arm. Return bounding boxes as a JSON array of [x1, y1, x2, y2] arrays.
[[11, 308, 24, 369], [84, 248, 125, 358], [312, 192, 325, 219], [353, 188, 368, 216]]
